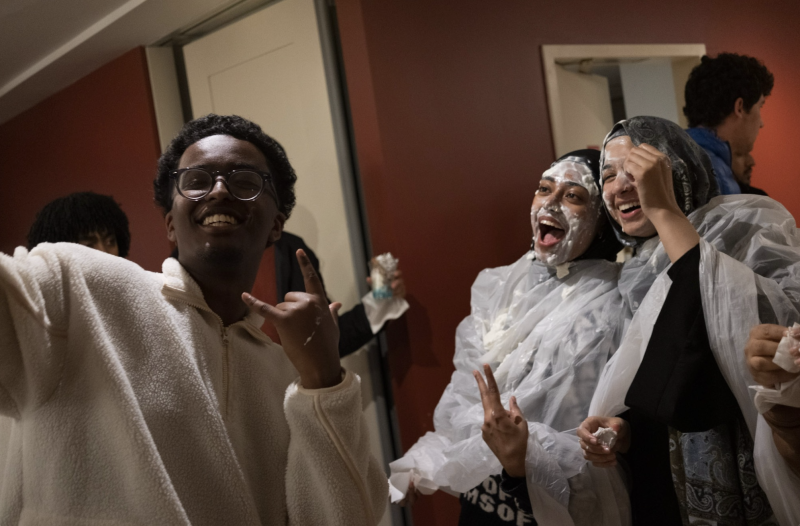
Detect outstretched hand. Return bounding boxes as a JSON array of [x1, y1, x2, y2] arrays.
[[577, 416, 630, 468], [474, 364, 528, 478], [242, 249, 342, 389]]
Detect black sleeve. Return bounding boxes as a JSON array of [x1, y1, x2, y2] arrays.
[[618, 409, 684, 525], [338, 304, 376, 357], [624, 243, 740, 432], [499, 470, 533, 515]]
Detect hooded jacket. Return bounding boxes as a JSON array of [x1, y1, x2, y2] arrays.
[[0, 242, 387, 525], [686, 126, 741, 195]]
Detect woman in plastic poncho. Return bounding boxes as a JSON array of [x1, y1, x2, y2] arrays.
[[388, 149, 629, 525], [578, 116, 800, 526]]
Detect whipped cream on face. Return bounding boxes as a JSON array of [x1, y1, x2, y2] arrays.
[[600, 137, 637, 213], [531, 161, 601, 267], [544, 160, 598, 198]]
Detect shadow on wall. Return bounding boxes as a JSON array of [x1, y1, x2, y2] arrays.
[[284, 203, 319, 250]]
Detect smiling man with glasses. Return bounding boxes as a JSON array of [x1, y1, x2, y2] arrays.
[[0, 114, 387, 525]]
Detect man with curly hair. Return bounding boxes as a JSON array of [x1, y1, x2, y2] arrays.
[[0, 114, 387, 525], [26, 191, 131, 257], [684, 52, 774, 195]]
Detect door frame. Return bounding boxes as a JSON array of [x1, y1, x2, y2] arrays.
[[147, 2, 407, 525], [316, 3, 409, 524], [541, 43, 707, 157]]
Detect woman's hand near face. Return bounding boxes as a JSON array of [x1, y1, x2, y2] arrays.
[[474, 364, 529, 478], [624, 144, 700, 262], [577, 416, 631, 468], [623, 144, 680, 215]]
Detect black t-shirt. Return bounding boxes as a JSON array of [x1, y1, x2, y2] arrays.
[[458, 473, 536, 525]]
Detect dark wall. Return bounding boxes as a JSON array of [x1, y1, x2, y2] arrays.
[[335, 1, 800, 523], [0, 47, 167, 271]]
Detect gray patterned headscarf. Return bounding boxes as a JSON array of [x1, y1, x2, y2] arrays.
[[599, 116, 720, 247]]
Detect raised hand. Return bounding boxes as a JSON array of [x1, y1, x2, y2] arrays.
[[577, 416, 630, 468], [624, 143, 699, 262], [746, 324, 800, 387], [623, 143, 681, 217], [242, 249, 342, 389], [474, 364, 528, 478]]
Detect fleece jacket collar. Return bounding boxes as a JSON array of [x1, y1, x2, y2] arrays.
[[160, 257, 270, 343]]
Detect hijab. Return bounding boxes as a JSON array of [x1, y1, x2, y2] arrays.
[[599, 116, 720, 247]]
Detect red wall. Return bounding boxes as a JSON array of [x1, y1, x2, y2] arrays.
[[335, 1, 800, 523], [0, 47, 167, 272]]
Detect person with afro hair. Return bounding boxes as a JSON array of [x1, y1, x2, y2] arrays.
[[158, 114, 408, 357], [0, 114, 387, 525], [27, 191, 131, 257], [684, 52, 774, 195]]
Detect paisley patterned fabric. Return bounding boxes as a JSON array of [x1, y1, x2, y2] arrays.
[[669, 415, 778, 526]]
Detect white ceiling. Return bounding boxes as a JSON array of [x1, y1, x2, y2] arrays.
[[0, 0, 248, 125]]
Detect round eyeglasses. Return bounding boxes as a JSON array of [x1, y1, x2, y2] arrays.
[[170, 168, 279, 204]]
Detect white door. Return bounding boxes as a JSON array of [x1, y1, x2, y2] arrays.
[[552, 66, 614, 157], [619, 58, 681, 124], [542, 45, 706, 157], [183, 1, 395, 524], [184, 0, 361, 311]]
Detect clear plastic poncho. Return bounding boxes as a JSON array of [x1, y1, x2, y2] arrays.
[[389, 253, 628, 523], [590, 193, 800, 526]]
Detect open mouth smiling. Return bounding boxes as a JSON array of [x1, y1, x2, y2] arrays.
[[538, 217, 566, 247], [617, 200, 642, 219], [199, 212, 241, 228]]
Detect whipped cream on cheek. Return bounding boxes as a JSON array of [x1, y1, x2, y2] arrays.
[[531, 162, 601, 267], [601, 150, 642, 234], [600, 140, 636, 213]]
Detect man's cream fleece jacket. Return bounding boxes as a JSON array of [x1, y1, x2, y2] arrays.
[[0, 243, 387, 525]]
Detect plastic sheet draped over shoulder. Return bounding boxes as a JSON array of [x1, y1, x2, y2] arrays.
[[389, 253, 627, 524], [590, 194, 800, 525]]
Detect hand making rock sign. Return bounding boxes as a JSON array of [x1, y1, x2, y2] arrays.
[[473, 363, 529, 478], [243, 248, 343, 389]]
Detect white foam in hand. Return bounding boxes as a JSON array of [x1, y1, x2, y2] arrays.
[[774, 323, 800, 374], [592, 427, 617, 449]]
